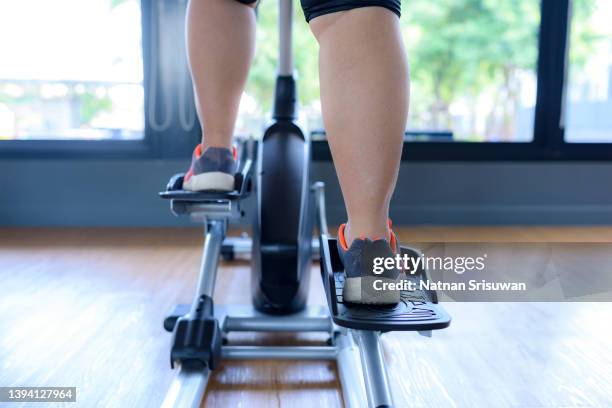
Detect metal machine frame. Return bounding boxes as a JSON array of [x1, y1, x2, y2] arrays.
[[161, 183, 406, 408]]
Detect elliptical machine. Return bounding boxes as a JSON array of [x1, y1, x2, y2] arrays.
[[159, 1, 450, 407]]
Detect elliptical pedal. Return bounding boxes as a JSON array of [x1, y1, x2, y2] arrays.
[[319, 237, 451, 332], [159, 141, 254, 221], [312, 181, 451, 333]]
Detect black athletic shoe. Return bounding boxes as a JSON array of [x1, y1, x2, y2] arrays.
[[337, 221, 402, 305]]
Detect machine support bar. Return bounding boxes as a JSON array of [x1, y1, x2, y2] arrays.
[[191, 220, 225, 314], [335, 331, 368, 408], [222, 236, 320, 261], [161, 367, 210, 408], [313, 182, 328, 236], [223, 315, 332, 333], [222, 346, 337, 360], [354, 330, 395, 408], [278, 0, 294, 75]]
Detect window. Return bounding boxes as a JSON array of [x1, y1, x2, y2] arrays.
[[403, 0, 541, 142], [0, 0, 144, 141], [564, 0, 612, 143]]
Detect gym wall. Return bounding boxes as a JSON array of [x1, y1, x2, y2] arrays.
[[1, 159, 611, 226]]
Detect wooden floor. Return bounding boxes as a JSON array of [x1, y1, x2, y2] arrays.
[[1, 227, 612, 407]]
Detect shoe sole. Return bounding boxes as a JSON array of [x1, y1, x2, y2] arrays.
[[342, 276, 401, 305], [183, 172, 235, 192]]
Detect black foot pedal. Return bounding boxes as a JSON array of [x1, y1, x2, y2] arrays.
[[319, 237, 451, 331], [169, 295, 222, 370]]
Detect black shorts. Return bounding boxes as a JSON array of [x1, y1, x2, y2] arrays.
[[237, 0, 401, 22]]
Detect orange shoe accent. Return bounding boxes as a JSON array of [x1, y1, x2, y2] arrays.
[[389, 230, 398, 253], [196, 143, 237, 160], [338, 223, 349, 251], [194, 143, 203, 158], [387, 219, 397, 252], [339, 220, 398, 252]]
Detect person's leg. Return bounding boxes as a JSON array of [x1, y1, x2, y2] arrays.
[[186, 0, 257, 149], [309, 7, 409, 246], [183, 0, 256, 191]]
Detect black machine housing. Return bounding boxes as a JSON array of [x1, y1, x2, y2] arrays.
[[251, 75, 314, 314]]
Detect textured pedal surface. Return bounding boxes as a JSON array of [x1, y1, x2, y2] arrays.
[[321, 236, 451, 331], [334, 273, 449, 330]]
